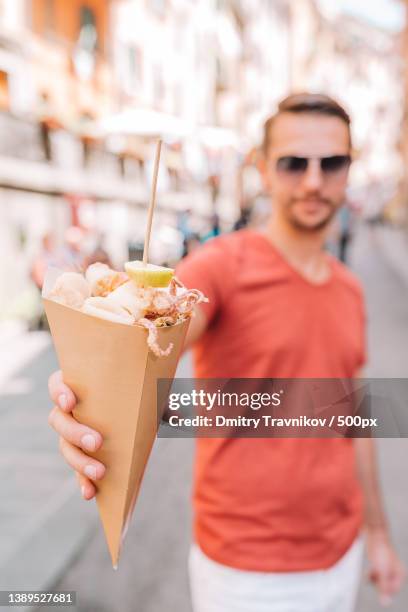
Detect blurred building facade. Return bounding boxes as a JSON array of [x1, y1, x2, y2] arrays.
[[0, 0, 405, 320], [0, 0, 117, 316], [111, 0, 291, 136], [290, 0, 404, 219]]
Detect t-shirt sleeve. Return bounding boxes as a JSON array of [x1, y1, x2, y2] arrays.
[[175, 238, 234, 325]]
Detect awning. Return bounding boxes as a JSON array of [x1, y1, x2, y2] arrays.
[[98, 108, 191, 138], [198, 126, 239, 149], [98, 109, 240, 149]]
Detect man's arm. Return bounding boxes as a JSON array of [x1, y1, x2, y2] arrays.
[[353, 437, 386, 530], [353, 438, 405, 605], [183, 305, 208, 351], [352, 369, 385, 525], [353, 369, 386, 528], [353, 367, 405, 604]]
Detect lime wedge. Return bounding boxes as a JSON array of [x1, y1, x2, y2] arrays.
[[124, 261, 174, 288]]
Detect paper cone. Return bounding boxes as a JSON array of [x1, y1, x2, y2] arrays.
[[44, 298, 189, 567]]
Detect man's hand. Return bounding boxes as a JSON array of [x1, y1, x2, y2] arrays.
[[366, 528, 406, 607], [48, 370, 105, 500]]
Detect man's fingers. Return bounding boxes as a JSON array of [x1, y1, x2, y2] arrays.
[[389, 563, 406, 594], [377, 570, 396, 606], [59, 437, 106, 480], [48, 370, 77, 413], [379, 594, 393, 608], [48, 407, 103, 452], [377, 562, 406, 600], [75, 471, 97, 501], [369, 559, 405, 606]]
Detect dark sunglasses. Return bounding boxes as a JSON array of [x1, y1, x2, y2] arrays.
[[276, 155, 352, 175]]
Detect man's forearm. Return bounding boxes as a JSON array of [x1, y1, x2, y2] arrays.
[[354, 438, 388, 531], [182, 306, 208, 351]]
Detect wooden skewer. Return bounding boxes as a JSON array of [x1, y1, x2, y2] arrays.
[[143, 138, 162, 266]]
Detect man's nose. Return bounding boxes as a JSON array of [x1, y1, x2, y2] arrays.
[[300, 159, 324, 191]]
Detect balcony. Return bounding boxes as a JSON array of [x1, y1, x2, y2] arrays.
[[0, 111, 210, 216]]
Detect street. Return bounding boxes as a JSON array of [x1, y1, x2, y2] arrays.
[[1, 224, 408, 612]]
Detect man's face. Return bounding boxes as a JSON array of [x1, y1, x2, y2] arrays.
[[262, 113, 351, 232]]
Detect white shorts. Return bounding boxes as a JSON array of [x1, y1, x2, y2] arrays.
[[189, 536, 363, 612]]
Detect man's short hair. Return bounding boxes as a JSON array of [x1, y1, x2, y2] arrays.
[[262, 93, 352, 154]]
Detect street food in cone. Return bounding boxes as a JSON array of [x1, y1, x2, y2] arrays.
[[47, 262, 208, 357], [43, 259, 207, 568], [44, 140, 204, 568]]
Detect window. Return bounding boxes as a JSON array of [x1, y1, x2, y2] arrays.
[[78, 5, 98, 52], [216, 56, 228, 91], [29, 0, 55, 37], [73, 5, 98, 79], [150, 0, 166, 17], [0, 70, 9, 111], [25, 0, 32, 28], [216, 0, 227, 11], [44, 0, 55, 32], [174, 86, 182, 115], [153, 66, 165, 107], [128, 46, 143, 89], [80, 5, 96, 29]]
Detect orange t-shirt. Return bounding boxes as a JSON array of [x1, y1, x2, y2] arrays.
[[176, 229, 366, 572]]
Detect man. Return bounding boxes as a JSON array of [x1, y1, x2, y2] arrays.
[[48, 94, 405, 611]]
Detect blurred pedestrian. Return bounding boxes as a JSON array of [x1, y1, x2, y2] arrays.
[[30, 229, 84, 328], [82, 237, 112, 269], [37, 91, 62, 162], [47, 94, 405, 611], [31, 227, 87, 288], [62, 226, 86, 270], [183, 233, 201, 257], [233, 205, 251, 230], [207, 150, 221, 208], [337, 204, 353, 263], [178, 209, 194, 257], [202, 213, 221, 243], [236, 146, 263, 227], [30, 233, 56, 291]]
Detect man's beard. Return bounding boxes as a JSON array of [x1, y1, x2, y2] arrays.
[[286, 198, 339, 233]]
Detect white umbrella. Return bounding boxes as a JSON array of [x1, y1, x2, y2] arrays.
[[198, 126, 240, 149], [99, 108, 191, 138]]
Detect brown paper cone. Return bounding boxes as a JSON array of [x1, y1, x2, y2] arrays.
[[44, 298, 189, 568]]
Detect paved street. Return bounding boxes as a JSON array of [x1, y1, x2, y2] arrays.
[[0, 330, 95, 607], [351, 224, 408, 611], [1, 224, 408, 612]]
